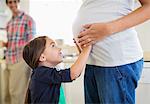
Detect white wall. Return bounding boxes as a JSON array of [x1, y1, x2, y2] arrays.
[[136, 21, 150, 52], [0, 0, 10, 28], [134, 1, 150, 52], [19, 0, 29, 13]]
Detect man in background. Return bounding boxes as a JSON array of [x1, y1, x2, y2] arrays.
[[1, 0, 36, 104]]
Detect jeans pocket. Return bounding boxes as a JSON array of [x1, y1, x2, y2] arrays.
[[115, 66, 136, 104], [115, 66, 124, 80], [115, 67, 126, 93]]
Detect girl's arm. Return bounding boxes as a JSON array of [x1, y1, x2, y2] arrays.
[[70, 45, 91, 80]]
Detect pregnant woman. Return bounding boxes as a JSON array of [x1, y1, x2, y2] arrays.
[[72, 0, 150, 104]]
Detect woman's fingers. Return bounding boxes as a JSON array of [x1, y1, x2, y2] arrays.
[[78, 29, 91, 38], [83, 24, 92, 29], [79, 37, 95, 46]]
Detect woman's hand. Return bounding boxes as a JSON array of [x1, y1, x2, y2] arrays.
[[78, 23, 112, 47]]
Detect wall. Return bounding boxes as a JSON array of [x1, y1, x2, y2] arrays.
[[19, 0, 29, 13], [136, 21, 150, 52], [0, 0, 10, 28], [134, 1, 150, 52]]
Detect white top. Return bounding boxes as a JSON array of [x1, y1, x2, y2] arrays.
[[72, 0, 143, 66]]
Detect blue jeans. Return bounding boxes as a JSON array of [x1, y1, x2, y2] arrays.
[[84, 59, 143, 104]]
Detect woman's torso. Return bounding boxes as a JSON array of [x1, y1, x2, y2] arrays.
[[72, 0, 143, 66]]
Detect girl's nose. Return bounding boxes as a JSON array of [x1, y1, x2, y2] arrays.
[[58, 47, 61, 51], [56, 45, 62, 51]]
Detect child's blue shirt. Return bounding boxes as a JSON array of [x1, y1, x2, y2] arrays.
[[28, 66, 72, 103]]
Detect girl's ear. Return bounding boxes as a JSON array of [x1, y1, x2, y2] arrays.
[[39, 54, 46, 62]]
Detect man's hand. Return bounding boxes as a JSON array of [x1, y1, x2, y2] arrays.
[[0, 41, 5, 47], [0, 41, 7, 48]]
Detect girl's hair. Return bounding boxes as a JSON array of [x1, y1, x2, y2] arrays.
[[6, 0, 20, 4], [23, 36, 47, 69]]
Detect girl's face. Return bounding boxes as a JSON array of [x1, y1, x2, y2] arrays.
[[41, 37, 63, 66], [7, 0, 19, 14]]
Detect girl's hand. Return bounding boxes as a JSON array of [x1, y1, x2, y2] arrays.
[[73, 38, 82, 53]]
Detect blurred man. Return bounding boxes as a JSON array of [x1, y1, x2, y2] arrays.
[[2, 0, 36, 104]]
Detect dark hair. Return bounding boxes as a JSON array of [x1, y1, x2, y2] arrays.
[[6, 0, 20, 4], [23, 36, 47, 69]]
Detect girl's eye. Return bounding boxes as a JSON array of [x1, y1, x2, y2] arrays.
[[51, 44, 55, 47]]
